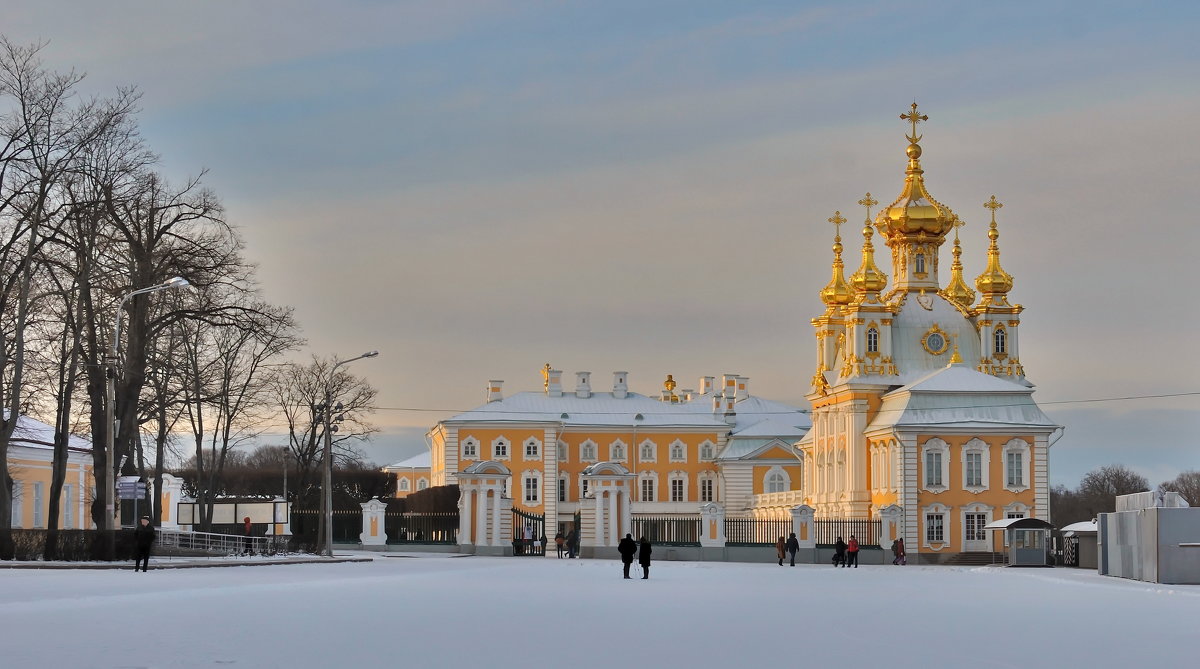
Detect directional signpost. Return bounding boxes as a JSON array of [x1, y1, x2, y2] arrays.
[[117, 476, 148, 527]]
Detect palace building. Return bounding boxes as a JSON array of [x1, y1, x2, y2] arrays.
[[799, 104, 1060, 562]]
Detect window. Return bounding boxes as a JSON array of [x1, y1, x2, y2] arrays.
[[524, 476, 539, 504], [399, 478, 411, 492], [524, 438, 540, 459], [915, 253, 926, 275], [491, 437, 509, 460], [669, 440, 686, 463], [964, 513, 987, 542], [965, 452, 982, 487], [581, 478, 590, 497], [461, 437, 478, 459], [994, 327, 1007, 354], [557, 441, 567, 462], [925, 513, 944, 543], [670, 478, 685, 502], [925, 451, 943, 487], [33, 482, 44, 528], [580, 440, 597, 462], [639, 441, 656, 463], [609, 441, 626, 461], [766, 471, 787, 494], [700, 478, 714, 502], [12, 482, 22, 528], [640, 478, 655, 502], [867, 327, 879, 353], [63, 484, 74, 529], [1006, 511, 1025, 520], [699, 441, 715, 460], [1006, 452, 1023, 487], [417, 478, 428, 491], [557, 478, 567, 502]]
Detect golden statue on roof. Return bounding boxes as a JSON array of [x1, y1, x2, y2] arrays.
[[541, 363, 551, 390]]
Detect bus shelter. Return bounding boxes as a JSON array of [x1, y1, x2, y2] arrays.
[[984, 517, 1054, 567]]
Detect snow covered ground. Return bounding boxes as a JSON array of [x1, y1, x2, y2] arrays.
[[2, 555, 1197, 668]]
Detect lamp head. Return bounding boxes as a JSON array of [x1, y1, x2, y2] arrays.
[[164, 276, 190, 289], [362, 350, 379, 358]]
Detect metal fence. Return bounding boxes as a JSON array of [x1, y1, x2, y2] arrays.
[[385, 511, 459, 545], [631, 515, 701, 546], [725, 517, 793, 546], [290, 508, 363, 543], [814, 518, 881, 547], [157, 529, 287, 556]]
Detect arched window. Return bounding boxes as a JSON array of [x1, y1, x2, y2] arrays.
[[399, 478, 410, 492], [461, 438, 478, 459], [699, 441, 715, 460], [866, 327, 879, 353], [609, 440, 626, 461], [669, 440, 686, 462], [417, 478, 428, 491], [580, 440, 597, 462], [915, 253, 926, 274], [766, 471, 787, 493], [994, 327, 1007, 354], [640, 440, 657, 462]]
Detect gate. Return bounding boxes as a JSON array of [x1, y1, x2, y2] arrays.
[[512, 507, 545, 556]]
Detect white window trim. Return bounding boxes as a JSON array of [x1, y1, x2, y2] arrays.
[[521, 470, 542, 505], [763, 465, 790, 494], [667, 470, 689, 503], [417, 477, 428, 491], [922, 502, 950, 550], [461, 437, 479, 459], [33, 482, 44, 528], [921, 438, 950, 494], [557, 441, 567, 463], [608, 439, 628, 463], [639, 439, 657, 464], [1004, 501, 1029, 518], [491, 436, 511, 461], [668, 439, 687, 463], [961, 503, 994, 545], [557, 475, 569, 502], [638, 471, 658, 502], [1002, 438, 1031, 492], [960, 438, 990, 494], [399, 478, 411, 492], [580, 439, 598, 463], [698, 473, 716, 503], [522, 437, 542, 461], [699, 440, 715, 461]]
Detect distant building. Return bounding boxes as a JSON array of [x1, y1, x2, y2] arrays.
[[6, 413, 95, 529], [382, 451, 431, 497]]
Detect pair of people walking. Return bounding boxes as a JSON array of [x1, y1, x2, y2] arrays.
[[775, 533, 800, 566], [833, 535, 860, 567], [891, 538, 906, 565], [618, 533, 651, 579]]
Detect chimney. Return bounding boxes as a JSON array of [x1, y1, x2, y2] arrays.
[[724, 393, 737, 425], [679, 388, 694, 402], [700, 376, 716, 395], [612, 371, 628, 399], [736, 376, 749, 401], [721, 374, 738, 398], [712, 394, 723, 416], [575, 371, 592, 398], [547, 369, 563, 397], [486, 380, 503, 403]]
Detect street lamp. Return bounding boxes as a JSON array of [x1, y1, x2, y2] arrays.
[[319, 350, 378, 557], [105, 277, 190, 539]]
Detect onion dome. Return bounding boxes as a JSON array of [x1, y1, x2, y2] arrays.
[[974, 196, 1014, 296], [819, 211, 854, 307], [849, 222, 888, 294], [942, 216, 976, 309], [874, 103, 956, 244]]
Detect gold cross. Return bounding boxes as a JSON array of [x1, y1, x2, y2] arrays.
[[541, 363, 551, 390], [828, 210, 846, 240], [984, 195, 1003, 224], [951, 214, 965, 241], [900, 102, 929, 143], [857, 192, 878, 222]]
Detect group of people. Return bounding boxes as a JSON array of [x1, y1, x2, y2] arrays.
[[774, 533, 801, 566], [553, 530, 580, 558], [775, 533, 906, 567], [617, 534, 652, 579]]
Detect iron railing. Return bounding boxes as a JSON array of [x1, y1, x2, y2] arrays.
[[725, 517, 792, 546], [156, 529, 286, 556], [385, 511, 459, 545], [631, 515, 701, 546], [814, 518, 881, 547]]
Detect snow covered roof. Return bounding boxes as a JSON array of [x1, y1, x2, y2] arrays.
[[3, 413, 92, 453], [716, 438, 800, 461], [864, 364, 1059, 435], [383, 451, 431, 470], [983, 517, 1054, 530], [1060, 520, 1098, 535]]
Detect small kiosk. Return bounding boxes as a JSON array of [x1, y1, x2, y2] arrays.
[[1059, 520, 1099, 569], [984, 517, 1054, 567]]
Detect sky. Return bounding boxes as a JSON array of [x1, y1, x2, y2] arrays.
[[5, 1, 1198, 485]]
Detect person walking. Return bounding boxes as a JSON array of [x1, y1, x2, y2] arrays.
[[833, 536, 847, 567], [846, 534, 860, 568], [775, 536, 786, 566], [555, 532, 565, 558], [567, 528, 578, 559], [893, 537, 906, 565], [638, 537, 652, 579], [133, 515, 155, 572], [618, 533, 637, 578], [243, 516, 253, 556], [786, 532, 800, 567]]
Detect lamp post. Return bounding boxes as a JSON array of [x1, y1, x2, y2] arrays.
[[319, 350, 378, 557], [104, 277, 189, 538]]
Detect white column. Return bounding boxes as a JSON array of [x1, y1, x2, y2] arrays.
[[608, 489, 618, 545], [359, 498, 387, 546], [459, 486, 473, 546], [594, 490, 606, 547], [490, 486, 501, 547], [475, 488, 488, 548]]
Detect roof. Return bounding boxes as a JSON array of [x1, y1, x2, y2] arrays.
[[983, 517, 1054, 530], [716, 438, 800, 461], [383, 451, 431, 470], [3, 413, 92, 453], [1060, 520, 1098, 535]]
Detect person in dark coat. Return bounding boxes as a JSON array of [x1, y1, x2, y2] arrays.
[[638, 537, 652, 579], [891, 538, 906, 565], [554, 532, 565, 558], [618, 533, 637, 578], [833, 536, 847, 567], [775, 536, 786, 566], [133, 515, 155, 572], [786, 532, 800, 567]]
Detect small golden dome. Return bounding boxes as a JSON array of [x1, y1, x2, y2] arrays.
[[942, 216, 976, 309], [820, 211, 854, 306], [875, 104, 955, 244], [850, 224, 888, 294], [974, 196, 1014, 296]]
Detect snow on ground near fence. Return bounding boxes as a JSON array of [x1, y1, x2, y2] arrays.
[[2, 556, 1198, 668]]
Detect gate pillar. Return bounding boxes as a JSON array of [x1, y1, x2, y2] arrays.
[[454, 461, 513, 556], [580, 462, 635, 558], [878, 504, 904, 551], [359, 497, 387, 546], [791, 504, 816, 563]]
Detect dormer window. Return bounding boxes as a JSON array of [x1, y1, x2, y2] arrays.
[[866, 327, 879, 353]]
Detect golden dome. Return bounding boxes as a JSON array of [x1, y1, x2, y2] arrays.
[[974, 196, 1013, 296], [849, 223, 888, 295], [942, 216, 976, 309], [820, 211, 854, 307], [874, 103, 956, 244]]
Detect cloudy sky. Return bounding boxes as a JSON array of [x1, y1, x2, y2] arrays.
[[7, 1, 1198, 485]]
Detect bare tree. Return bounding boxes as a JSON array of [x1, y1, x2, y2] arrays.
[[1077, 464, 1150, 519], [1160, 470, 1200, 507]]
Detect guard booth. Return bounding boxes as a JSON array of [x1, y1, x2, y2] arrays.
[[1059, 520, 1099, 569], [984, 517, 1054, 567]]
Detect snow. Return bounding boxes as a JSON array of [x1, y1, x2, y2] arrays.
[[3, 555, 1199, 667], [382, 451, 432, 470]]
